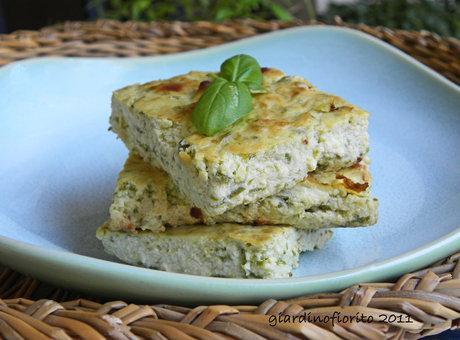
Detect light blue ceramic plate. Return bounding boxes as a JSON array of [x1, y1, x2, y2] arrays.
[[0, 26, 459, 304]]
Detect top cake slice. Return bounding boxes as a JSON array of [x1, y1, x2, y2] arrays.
[[110, 68, 369, 216]]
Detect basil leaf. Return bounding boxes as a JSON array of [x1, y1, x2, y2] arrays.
[[192, 77, 252, 136], [233, 81, 253, 119], [220, 54, 264, 93]]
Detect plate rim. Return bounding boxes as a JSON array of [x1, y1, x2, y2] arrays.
[[1, 228, 459, 303], [1, 25, 459, 303], [2, 25, 459, 91]]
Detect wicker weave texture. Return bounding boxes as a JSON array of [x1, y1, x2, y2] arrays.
[[0, 19, 459, 84], [1, 252, 459, 339], [0, 19, 459, 339]]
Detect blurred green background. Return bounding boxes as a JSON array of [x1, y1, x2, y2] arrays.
[[90, 0, 459, 37], [0, 0, 458, 37]]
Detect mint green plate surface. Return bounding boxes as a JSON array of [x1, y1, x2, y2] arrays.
[[0, 26, 459, 304]]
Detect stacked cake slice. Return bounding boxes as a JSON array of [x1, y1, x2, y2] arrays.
[[97, 67, 378, 278]]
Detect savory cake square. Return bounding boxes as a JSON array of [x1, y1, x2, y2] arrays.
[[96, 223, 332, 278], [109, 153, 377, 233], [110, 68, 369, 215]]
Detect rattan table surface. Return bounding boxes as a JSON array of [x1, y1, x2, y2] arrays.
[[0, 19, 459, 339]]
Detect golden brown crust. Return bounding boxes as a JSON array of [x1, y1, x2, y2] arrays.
[[115, 69, 368, 162], [305, 161, 371, 195], [335, 174, 369, 193], [120, 153, 372, 225]]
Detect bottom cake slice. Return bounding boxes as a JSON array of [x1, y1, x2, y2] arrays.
[[97, 223, 332, 279]]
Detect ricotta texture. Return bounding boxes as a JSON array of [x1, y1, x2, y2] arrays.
[[109, 153, 378, 233], [110, 68, 369, 215], [97, 223, 332, 278]]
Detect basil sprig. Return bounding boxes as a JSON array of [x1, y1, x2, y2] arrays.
[[220, 54, 265, 93], [192, 54, 264, 136], [192, 77, 252, 137]]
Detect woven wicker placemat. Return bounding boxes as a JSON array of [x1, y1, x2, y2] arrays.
[[1, 254, 459, 338], [1, 19, 459, 84], [0, 19, 459, 339]]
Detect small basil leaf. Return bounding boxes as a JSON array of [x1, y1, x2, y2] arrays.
[[220, 54, 264, 92], [192, 78, 253, 136]]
